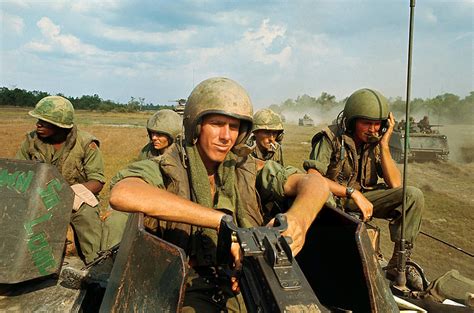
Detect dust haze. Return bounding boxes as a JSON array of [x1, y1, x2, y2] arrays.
[[282, 106, 473, 163], [281, 104, 344, 127]]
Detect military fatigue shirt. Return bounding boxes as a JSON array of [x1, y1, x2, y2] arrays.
[[16, 128, 105, 187], [251, 145, 284, 166], [305, 125, 382, 191], [112, 157, 297, 211]]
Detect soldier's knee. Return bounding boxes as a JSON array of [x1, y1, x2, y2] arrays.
[[406, 186, 424, 209]]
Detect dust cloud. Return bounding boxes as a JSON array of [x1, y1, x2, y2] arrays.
[[281, 104, 344, 126]]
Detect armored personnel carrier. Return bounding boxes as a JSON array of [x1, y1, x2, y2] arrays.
[[299, 114, 315, 126], [389, 127, 449, 163]]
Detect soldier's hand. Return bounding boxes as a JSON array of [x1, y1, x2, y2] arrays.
[[380, 112, 395, 147], [268, 213, 305, 256], [352, 190, 374, 222], [230, 242, 242, 293]]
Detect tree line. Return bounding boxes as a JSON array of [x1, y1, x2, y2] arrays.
[[1, 86, 472, 124], [269, 91, 473, 124], [0, 87, 174, 113]]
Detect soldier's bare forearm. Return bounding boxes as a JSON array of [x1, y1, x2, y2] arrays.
[[110, 177, 224, 230]]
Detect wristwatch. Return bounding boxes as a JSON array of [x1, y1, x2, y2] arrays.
[[346, 186, 355, 199]]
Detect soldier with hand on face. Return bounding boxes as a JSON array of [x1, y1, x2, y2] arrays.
[[303, 88, 425, 291], [109, 77, 329, 312], [138, 109, 182, 160], [250, 109, 285, 166], [16, 96, 126, 264]]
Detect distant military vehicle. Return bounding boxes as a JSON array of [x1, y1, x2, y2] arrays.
[[299, 114, 314, 126], [170, 98, 186, 116], [389, 126, 449, 163]]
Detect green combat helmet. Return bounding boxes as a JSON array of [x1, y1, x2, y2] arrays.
[[183, 77, 253, 148], [252, 108, 284, 142], [28, 96, 75, 129], [146, 109, 182, 143], [343, 88, 388, 131]]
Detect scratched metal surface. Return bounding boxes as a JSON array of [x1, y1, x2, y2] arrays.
[[0, 158, 74, 283]]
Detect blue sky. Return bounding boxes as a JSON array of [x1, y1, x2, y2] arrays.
[[0, 0, 472, 109]]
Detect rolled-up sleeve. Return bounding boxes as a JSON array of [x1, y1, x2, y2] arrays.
[[303, 136, 333, 175], [83, 142, 106, 183], [110, 159, 165, 189], [256, 160, 301, 205]]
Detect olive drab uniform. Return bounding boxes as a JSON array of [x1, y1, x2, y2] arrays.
[[304, 125, 424, 244], [137, 142, 175, 160], [111, 144, 299, 312], [251, 108, 285, 166], [251, 142, 284, 165], [16, 127, 109, 263], [138, 109, 183, 160]]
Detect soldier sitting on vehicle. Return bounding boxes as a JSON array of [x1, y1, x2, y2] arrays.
[[249, 108, 285, 165], [303, 88, 425, 291], [16, 96, 127, 264], [418, 115, 432, 133], [409, 116, 419, 133], [398, 119, 406, 131], [109, 77, 329, 312], [138, 109, 182, 160]]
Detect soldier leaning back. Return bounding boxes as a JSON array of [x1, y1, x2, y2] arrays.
[[109, 77, 329, 312]]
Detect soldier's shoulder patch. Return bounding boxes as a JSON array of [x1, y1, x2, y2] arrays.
[[89, 142, 99, 150]]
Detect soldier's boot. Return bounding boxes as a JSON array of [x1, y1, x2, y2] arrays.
[[386, 243, 424, 291]]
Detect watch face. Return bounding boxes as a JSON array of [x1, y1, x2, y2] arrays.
[[346, 187, 354, 198]]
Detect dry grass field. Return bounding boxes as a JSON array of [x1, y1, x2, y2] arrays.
[[1, 107, 472, 281]]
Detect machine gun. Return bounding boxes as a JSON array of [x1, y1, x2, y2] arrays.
[[81, 243, 120, 271], [217, 214, 325, 313]]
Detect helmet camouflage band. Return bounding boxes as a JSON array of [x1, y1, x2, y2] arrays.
[[146, 109, 183, 143], [183, 77, 253, 147], [28, 96, 75, 128], [343, 88, 389, 130], [252, 109, 284, 132]]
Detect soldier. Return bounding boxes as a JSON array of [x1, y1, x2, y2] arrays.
[[304, 88, 425, 291], [409, 116, 419, 132], [109, 77, 329, 312], [16, 96, 126, 264], [418, 115, 431, 133], [250, 108, 285, 165], [398, 119, 406, 131], [138, 109, 182, 160]]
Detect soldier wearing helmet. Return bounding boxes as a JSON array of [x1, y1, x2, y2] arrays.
[[250, 108, 285, 165], [304, 88, 425, 291], [418, 115, 432, 133], [110, 77, 329, 312], [16, 96, 127, 265], [138, 109, 182, 160]]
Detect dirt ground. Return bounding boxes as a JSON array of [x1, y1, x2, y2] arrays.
[[1, 107, 472, 282]]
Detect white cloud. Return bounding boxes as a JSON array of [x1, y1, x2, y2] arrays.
[[98, 23, 198, 46], [5, 0, 30, 8], [24, 41, 52, 52], [29, 17, 100, 55], [70, 0, 122, 13], [212, 11, 251, 27], [1, 12, 25, 34], [241, 19, 292, 66], [421, 8, 438, 24]]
